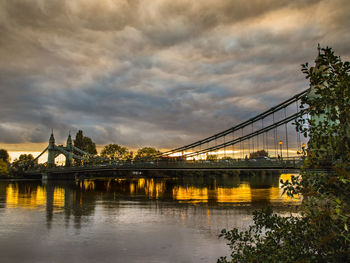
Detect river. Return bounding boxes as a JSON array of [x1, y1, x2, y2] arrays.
[[0, 171, 300, 263]]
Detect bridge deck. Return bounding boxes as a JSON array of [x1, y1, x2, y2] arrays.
[[26, 159, 302, 177]]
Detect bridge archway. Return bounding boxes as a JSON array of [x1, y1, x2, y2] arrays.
[[47, 133, 73, 167], [54, 154, 66, 166]]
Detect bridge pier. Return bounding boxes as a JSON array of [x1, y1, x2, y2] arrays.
[[42, 172, 48, 180]]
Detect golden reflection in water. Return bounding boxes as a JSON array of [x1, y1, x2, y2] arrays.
[[53, 188, 65, 208], [172, 184, 254, 203], [130, 183, 135, 194], [145, 179, 154, 196], [36, 187, 46, 206], [145, 179, 165, 199], [4, 174, 300, 210], [171, 174, 300, 204], [80, 180, 95, 191], [216, 184, 252, 203], [137, 178, 145, 189], [5, 184, 67, 210], [79, 175, 299, 203], [6, 185, 46, 209], [172, 186, 208, 203]]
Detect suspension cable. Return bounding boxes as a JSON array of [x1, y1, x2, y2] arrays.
[[183, 110, 306, 158], [159, 89, 310, 157]]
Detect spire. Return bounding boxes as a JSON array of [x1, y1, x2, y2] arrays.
[[67, 132, 72, 145], [65, 131, 73, 166], [66, 131, 73, 151], [49, 130, 55, 143], [48, 130, 55, 150]]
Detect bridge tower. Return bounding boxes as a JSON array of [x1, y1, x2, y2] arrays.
[[65, 133, 73, 167], [47, 132, 74, 167], [47, 132, 57, 167]]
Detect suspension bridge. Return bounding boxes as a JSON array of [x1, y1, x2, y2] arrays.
[[23, 87, 312, 179]]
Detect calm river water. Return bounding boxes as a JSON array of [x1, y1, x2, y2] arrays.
[[0, 172, 299, 263]]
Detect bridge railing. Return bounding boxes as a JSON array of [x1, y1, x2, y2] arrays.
[[27, 157, 303, 173]]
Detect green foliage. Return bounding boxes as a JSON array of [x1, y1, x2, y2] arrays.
[[134, 147, 160, 161], [0, 149, 10, 163], [219, 206, 348, 262], [73, 130, 97, 165], [12, 154, 36, 169], [101, 144, 132, 160], [221, 156, 233, 160], [0, 159, 10, 176], [74, 130, 84, 149], [249, 149, 269, 159], [74, 130, 97, 155], [81, 137, 97, 155], [299, 46, 350, 168], [206, 154, 218, 160], [219, 46, 350, 262]]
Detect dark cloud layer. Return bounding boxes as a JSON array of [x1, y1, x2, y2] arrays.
[[0, 0, 349, 148]]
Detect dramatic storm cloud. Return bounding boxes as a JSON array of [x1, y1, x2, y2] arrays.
[[0, 0, 349, 149]]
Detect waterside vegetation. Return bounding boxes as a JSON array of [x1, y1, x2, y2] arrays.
[[218, 46, 350, 262]]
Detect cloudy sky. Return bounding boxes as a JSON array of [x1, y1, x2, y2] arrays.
[[0, 0, 349, 151]]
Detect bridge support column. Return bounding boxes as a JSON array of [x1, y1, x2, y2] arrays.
[[65, 133, 73, 167], [47, 132, 56, 167], [42, 172, 48, 180]]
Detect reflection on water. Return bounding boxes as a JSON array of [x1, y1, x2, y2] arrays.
[[0, 172, 300, 263], [3, 173, 300, 226], [5, 174, 299, 208], [6, 183, 46, 209]]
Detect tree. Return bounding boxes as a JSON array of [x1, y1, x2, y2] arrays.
[[0, 149, 10, 176], [249, 149, 268, 159], [73, 130, 97, 165], [74, 130, 97, 157], [101, 144, 131, 160], [206, 154, 218, 160], [74, 130, 84, 150], [82, 137, 97, 155], [0, 159, 9, 177], [12, 154, 35, 169], [0, 149, 10, 163], [134, 147, 160, 161], [73, 130, 97, 155], [218, 47, 350, 262]]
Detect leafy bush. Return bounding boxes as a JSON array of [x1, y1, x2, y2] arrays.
[[218, 46, 350, 262]]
